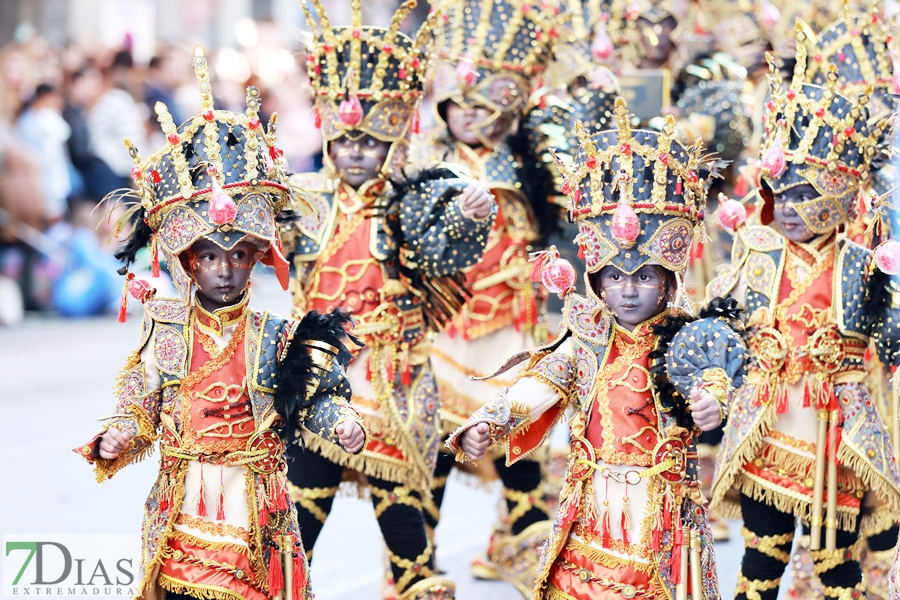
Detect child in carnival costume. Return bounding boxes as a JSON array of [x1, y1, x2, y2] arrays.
[[705, 28, 900, 600], [280, 3, 495, 599], [449, 97, 748, 600], [413, 0, 566, 591], [782, 10, 900, 599], [73, 47, 367, 600]]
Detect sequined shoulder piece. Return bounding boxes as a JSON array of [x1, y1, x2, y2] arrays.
[[248, 310, 288, 394], [407, 135, 452, 173], [835, 239, 873, 338], [484, 142, 523, 190], [289, 172, 336, 245], [561, 293, 611, 344], [738, 224, 785, 253], [144, 297, 189, 325]]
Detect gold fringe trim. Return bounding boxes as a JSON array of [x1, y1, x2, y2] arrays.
[[544, 584, 579, 600], [300, 431, 432, 496], [564, 538, 655, 574], [168, 529, 250, 557], [736, 472, 859, 531], [836, 440, 900, 519], [710, 400, 778, 515], [860, 504, 896, 538], [93, 404, 159, 483], [136, 462, 188, 598], [158, 572, 251, 600]]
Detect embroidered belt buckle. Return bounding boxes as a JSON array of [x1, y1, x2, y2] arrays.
[[652, 437, 690, 483], [806, 326, 845, 375], [355, 303, 424, 345], [750, 327, 788, 373], [568, 437, 658, 486], [159, 426, 182, 473], [246, 430, 285, 474]]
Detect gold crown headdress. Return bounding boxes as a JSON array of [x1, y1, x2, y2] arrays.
[[301, 0, 438, 178], [756, 24, 886, 234], [429, 0, 560, 131], [111, 46, 302, 304]]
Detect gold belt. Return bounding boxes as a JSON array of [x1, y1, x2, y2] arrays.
[[353, 303, 425, 344]]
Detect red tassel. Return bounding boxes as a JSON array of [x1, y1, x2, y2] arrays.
[[365, 356, 373, 381], [776, 385, 788, 414], [216, 467, 226, 521], [827, 385, 840, 413], [400, 351, 412, 386], [117, 274, 133, 323], [671, 514, 684, 584], [258, 506, 269, 527], [411, 108, 421, 134], [662, 493, 672, 529], [675, 177, 683, 195], [651, 525, 662, 551], [292, 545, 305, 600], [197, 462, 208, 516], [564, 497, 578, 523], [620, 510, 631, 545], [802, 380, 812, 409], [577, 244, 585, 259], [314, 107, 321, 129], [268, 546, 284, 596], [600, 503, 612, 548], [151, 236, 160, 278], [277, 481, 289, 511], [827, 424, 843, 465], [691, 240, 704, 261], [385, 356, 394, 383]]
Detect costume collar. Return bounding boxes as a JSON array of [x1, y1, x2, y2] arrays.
[[336, 179, 387, 214], [613, 309, 670, 342], [194, 292, 250, 337], [786, 231, 836, 266]]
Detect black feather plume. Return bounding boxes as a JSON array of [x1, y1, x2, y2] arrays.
[[114, 216, 153, 267], [506, 124, 564, 246], [650, 313, 695, 430]]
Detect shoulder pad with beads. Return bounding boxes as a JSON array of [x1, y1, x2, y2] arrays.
[[561, 292, 611, 345], [835, 239, 874, 338], [484, 142, 523, 191], [737, 225, 785, 253], [144, 297, 189, 325], [286, 172, 337, 258], [249, 310, 290, 394]]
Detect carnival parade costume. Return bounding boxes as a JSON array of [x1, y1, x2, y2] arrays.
[[279, 3, 493, 599], [74, 47, 366, 600], [448, 97, 749, 600], [705, 26, 900, 599], [410, 0, 567, 592]]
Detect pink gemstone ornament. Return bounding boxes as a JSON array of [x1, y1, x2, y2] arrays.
[[610, 171, 640, 247], [875, 241, 900, 275], [455, 60, 479, 87], [207, 167, 237, 225], [761, 135, 787, 179], [716, 194, 747, 232], [128, 277, 155, 303], [591, 29, 614, 61], [338, 94, 364, 127], [760, 0, 780, 28], [529, 246, 576, 298]]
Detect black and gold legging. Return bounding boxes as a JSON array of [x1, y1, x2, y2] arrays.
[[285, 445, 435, 596], [424, 449, 550, 538], [736, 494, 863, 600]]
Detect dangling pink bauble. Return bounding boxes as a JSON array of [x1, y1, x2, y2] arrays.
[[875, 241, 900, 275], [208, 177, 237, 225], [717, 196, 747, 231], [339, 95, 364, 127], [455, 60, 478, 86], [542, 257, 577, 296], [591, 30, 614, 61], [760, 0, 780, 29], [761, 136, 787, 179], [128, 277, 155, 303], [611, 201, 640, 247]]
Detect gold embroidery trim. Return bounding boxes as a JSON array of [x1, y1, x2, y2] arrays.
[[287, 482, 339, 524], [740, 527, 793, 564], [371, 485, 423, 518], [175, 512, 251, 544], [503, 484, 550, 528]]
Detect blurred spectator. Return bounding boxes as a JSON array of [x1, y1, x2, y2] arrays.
[[145, 47, 187, 125], [86, 49, 147, 199], [16, 83, 73, 222], [63, 61, 104, 200]]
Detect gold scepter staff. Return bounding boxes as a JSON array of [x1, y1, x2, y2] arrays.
[[810, 399, 828, 550], [689, 528, 703, 600], [281, 534, 295, 600], [676, 525, 689, 600], [825, 409, 840, 551]]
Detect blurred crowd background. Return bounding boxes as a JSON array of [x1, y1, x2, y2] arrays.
[[0, 0, 433, 326]]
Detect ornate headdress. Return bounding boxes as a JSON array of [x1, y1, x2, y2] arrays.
[[429, 0, 559, 136], [553, 97, 715, 307], [757, 27, 886, 234], [799, 9, 899, 123], [112, 46, 299, 305], [694, 0, 770, 69], [301, 0, 436, 178]]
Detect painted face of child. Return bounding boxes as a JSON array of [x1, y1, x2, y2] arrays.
[[329, 133, 390, 189], [596, 264, 670, 330], [444, 100, 515, 148], [772, 183, 818, 243], [186, 239, 261, 311]]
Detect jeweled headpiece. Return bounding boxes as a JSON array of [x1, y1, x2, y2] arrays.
[[553, 97, 711, 284], [301, 0, 435, 177], [430, 0, 559, 131], [113, 46, 299, 302], [757, 27, 886, 234], [800, 9, 899, 123]]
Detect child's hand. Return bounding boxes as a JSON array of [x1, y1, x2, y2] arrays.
[[336, 421, 365, 454], [460, 423, 491, 461], [459, 184, 493, 219], [98, 428, 132, 460], [689, 387, 723, 431]]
